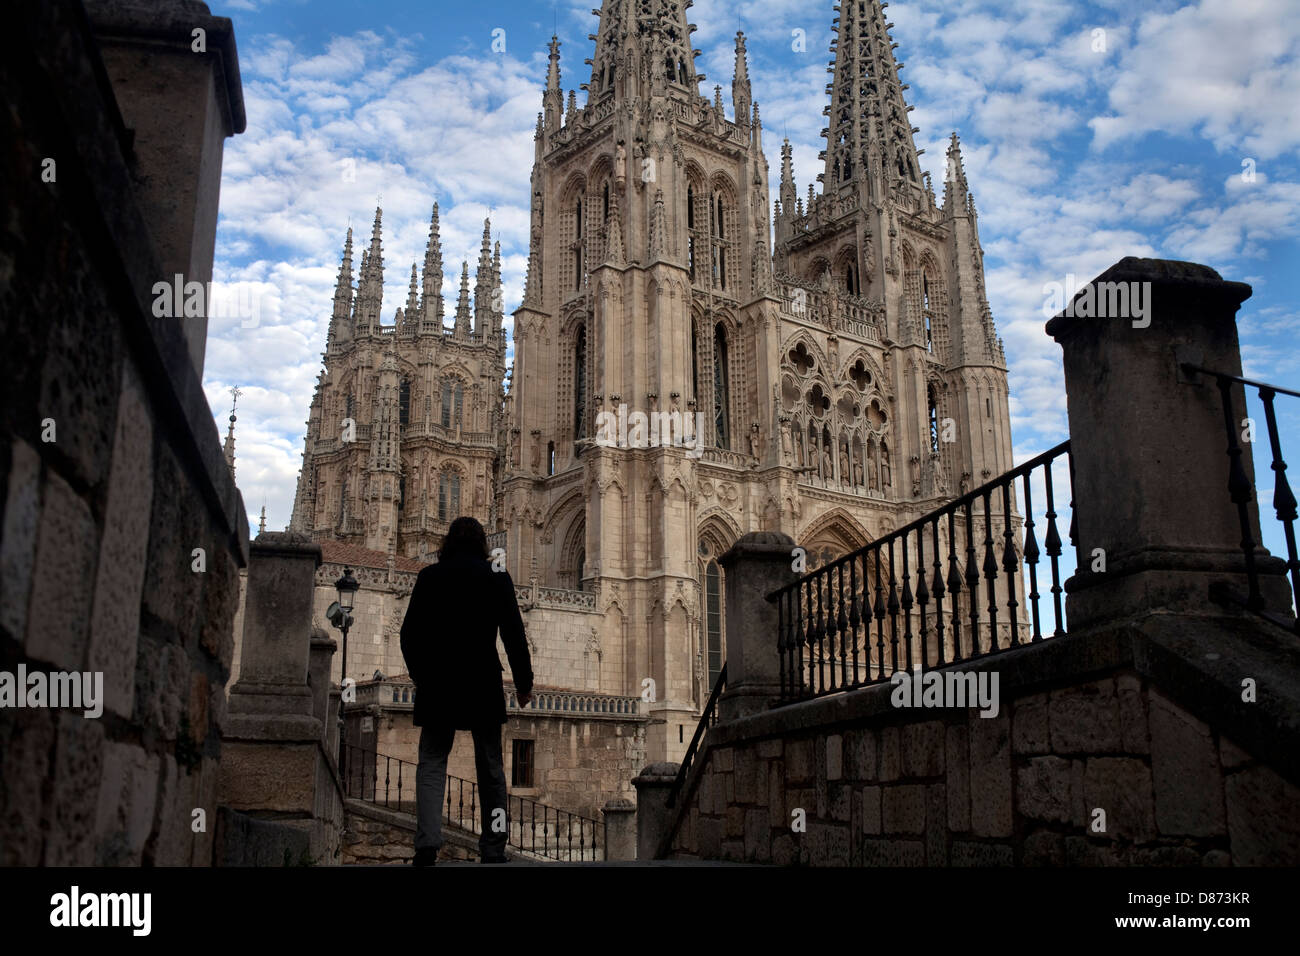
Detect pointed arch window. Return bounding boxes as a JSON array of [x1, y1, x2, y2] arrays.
[[441, 380, 452, 427], [928, 385, 940, 454], [339, 477, 347, 524], [703, 558, 723, 689], [573, 325, 587, 438], [922, 273, 934, 352], [574, 195, 585, 291], [713, 322, 731, 449], [399, 379, 410, 425], [438, 471, 461, 522], [709, 191, 730, 291], [687, 184, 697, 282], [454, 383, 463, 429]]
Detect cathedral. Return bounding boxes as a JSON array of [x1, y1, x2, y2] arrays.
[[289, 0, 1013, 766]]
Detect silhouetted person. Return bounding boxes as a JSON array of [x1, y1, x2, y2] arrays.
[[400, 517, 533, 865]]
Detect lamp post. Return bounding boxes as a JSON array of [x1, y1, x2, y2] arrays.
[[330, 566, 358, 783]]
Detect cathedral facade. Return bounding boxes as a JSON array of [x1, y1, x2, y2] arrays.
[[289, 0, 1013, 766]]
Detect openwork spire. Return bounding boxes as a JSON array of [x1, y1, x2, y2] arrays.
[[586, 0, 702, 103], [420, 203, 444, 328]]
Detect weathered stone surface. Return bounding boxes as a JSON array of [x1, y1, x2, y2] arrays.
[[744, 808, 770, 863], [1115, 674, 1148, 754], [968, 714, 1012, 837], [826, 733, 843, 780], [856, 838, 924, 866], [771, 833, 797, 865], [725, 806, 746, 839], [46, 713, 105, 865], [696, 815, 723, 857], [902, 721, 944, 776], [714, 747, 734, 772], [1012, 693, 1049, 754], [1017, 755, 1072, 823], [1082, 757, 1155, 842], [734, 747, 758, 802], [26, 469, 96, 670], [88, 360, 153, 719], [142, 444, 205, 640], [879, 725, 900, 782], [1065, 836, 1119, 866], [1147, 690, 1224, 837], [767, 759, 785, 820], [220, 741, 317, 814], [1202, 849, 1231, 867], [786, 738, 813, 784], [945, 723, 970, 832], [134, 635, 190, 741], [0, 439, 41, 639], [1225, 764, 1300, 865], [0, 709, 55, 865], [951, 841, 1013, 866], [757, 738, 783, 759], [1217, 735, 1251, 770], [1049, 679, 1121, 753], [882, 783, 926, 835], [863, 790, 883, 832], [845, 726, 877, 781], [803, 822, 850, 866], [1023, 830, 1065, 866], [925, 784, 947, 865], [94, 741, 159, 865]]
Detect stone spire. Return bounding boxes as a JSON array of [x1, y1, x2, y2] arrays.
[[942, 132, 970, 211], [222, 386, 240, 482], [454, 261, 471, 338], [586, 0, 703, 103], [544, 36, 563, 132], [474, 218, 493, 337], [606, 202, 625, 266], [328, 227, 353, 348], [420, 203, 444, 330], [821, 0, 922, 199], [258, 505, 266, 534], [355, 207, 384, 333], [648, 188, 668, 259], [732, 31, 751, 123], [403, 263, 419, 333]]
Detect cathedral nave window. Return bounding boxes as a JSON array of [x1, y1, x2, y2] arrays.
[[713, 322, 731, 450], [573, 325, 587, 439], [399, 379, 410, 425], [928, 385, 940, 454]]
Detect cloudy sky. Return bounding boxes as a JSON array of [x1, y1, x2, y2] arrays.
[[203, 0, 1300, 559]]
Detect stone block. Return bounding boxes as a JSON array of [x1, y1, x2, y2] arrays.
[[1082, 757, 1156, 843], [1023, 830, 1065, 866], [1224, 764, 1300, 865], [725, 806, 746, 839], [902, 720, 945, 776], [772, 833, 797, 865], [696, 815, 723, 857], [26, 469, 96, 670], [134, 635, 189, 741], [767, 759, 784, 820], [786, 738, 813, 784], [1147, 690, 1224, 837], [757, 738, 783, 759], [714, 747, 734, 772], [882, 783, 926, 835], [1011, 692, 1049, 754], [1065, 836, 1118, 866], [94, 741, 159, 865], [1017, 755, 1072, 824], [879, 725, 900, 781], [828, 783, 851, 822], [744, 809, 770, 863], [856, 838, 924, 866], [945, 724, 970, 832], [802, 822, 850, 866], [861, 785, 882, 835], [1049, 679, 1121, 753], [0, 708, 55, 865], [925, 784, 947, 865], [1116, 674, 1148, 753], [826, 733, 843, 780], [46, 712, 105, 865], [87, 360, 153, 718], [0, 439, 41, 639], [220, 741, 318, 814], [968, 714, 1012, 838], [951, 841, 1014, 866], [142, 444, 205, 640], [1218, 735, 1251, 770], [844, 727, 877, 781]]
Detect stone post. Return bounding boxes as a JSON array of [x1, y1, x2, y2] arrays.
[[601, 798, 637, 861], [85, 0, 247, 378], [717, 531, 798, 720], [631, 763, 680, 860], [308, 627, 337, 745], [1046, 258, 1289, 628]]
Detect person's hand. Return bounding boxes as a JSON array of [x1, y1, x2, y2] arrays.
[[518, 690, 532, 707]]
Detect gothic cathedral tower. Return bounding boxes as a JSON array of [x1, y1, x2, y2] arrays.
[[501, 0, 1012, 764]]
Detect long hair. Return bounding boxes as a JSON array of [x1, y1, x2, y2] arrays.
[[438, 516, 489, 562]]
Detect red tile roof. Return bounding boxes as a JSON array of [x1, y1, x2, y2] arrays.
[[319, 539, 429, 573]]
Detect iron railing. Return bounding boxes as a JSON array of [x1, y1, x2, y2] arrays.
[[343, 744, 604, 861], [1182, 365, 1299, 632], [769, 441, 1077, 703], [666, 664, 727, 809]]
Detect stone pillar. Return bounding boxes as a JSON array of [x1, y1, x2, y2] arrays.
[[85, 0, 247, 378], [718, 531, 798, 720], [631, 763, 680, 861], [308, 627, 337, 744], [601, 798, 637, 861], [1046, 258, 1289, 628]]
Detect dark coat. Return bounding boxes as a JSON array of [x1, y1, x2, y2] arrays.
[[399, 555, 533, 730]]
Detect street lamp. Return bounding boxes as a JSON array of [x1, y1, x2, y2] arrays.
[[328, 566, 358, 782]]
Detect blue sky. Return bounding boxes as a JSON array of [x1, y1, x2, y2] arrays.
[[202, 0, 1300, 565]]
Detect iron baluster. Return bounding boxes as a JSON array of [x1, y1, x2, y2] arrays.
[[982, 488, 1000, 652], [1044, 463, 1065, 637], [1002, 479, 1021, 645], [1259, 387, 1300, 630], [1022, 471, 1043, 642], [965, 499, 981, 656], [932, 518, 947, 666], [887, 538, 900, 676], [900, 532, 915, 672]]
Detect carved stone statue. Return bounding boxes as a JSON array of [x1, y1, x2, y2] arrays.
[[780, 419, 793, 465], [882, 453, 891, 488], [868, 455, 878, 489], [820, 446, 833, 478], [839, 447, 850, 484], [854, 458, 864, 486]]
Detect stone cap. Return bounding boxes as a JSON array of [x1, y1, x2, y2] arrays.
[[251, 530, 322, 564], [84, 0, 247, 134], [602, 798, 636, 813], [1046, 257, 1251, 340], [718, 530, 796, 569], [632, 762, 681, 786]]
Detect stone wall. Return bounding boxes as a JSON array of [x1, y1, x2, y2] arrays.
[[665, 621, 1300, 865], [0, 0, 245, 865]]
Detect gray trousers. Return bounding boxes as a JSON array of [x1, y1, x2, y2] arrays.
[[415, 723, 509, 857]]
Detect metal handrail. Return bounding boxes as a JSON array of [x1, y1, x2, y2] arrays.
[[666, 664, 727, 809]]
